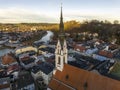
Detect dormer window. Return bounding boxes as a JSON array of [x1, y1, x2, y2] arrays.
[[84, 82, 88, 90], [65, 74, 69, 80]]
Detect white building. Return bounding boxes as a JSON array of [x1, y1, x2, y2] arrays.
[[15, 46, 37, 55], [31, 62, 54, 85]]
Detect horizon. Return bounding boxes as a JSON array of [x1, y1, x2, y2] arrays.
[[0, 0, 120, 23], [0, 19, 118, 24]]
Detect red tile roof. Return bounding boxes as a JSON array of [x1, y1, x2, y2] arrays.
[[0, 84, 10, 89], [74, 45, 86, 52], [1, 54, 16, 65], [48, 64, 120, 90], [48, 78, 72, 90], [98, 50, 113, 58], [7, 64, 19, 72], [20, 56, 30, 61]]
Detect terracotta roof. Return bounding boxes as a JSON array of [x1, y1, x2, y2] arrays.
[[74, 45, 86, 52], [98, 50, 113, 58], [0, 84, 10, 89], [1, 54, 16, 65], [49, 79, 72, 90], [7, 64, 19, 72], [48, 64, 120, 90], [20, 56, 30, 61]]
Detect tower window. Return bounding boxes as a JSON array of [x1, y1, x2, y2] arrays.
[[58, 57, 61, 64]]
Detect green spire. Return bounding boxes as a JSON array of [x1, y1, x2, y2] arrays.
[[59, 4, 64, 32], [59, 3, 65, 47]]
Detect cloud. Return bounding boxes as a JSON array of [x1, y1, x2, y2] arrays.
[[0, 7, 120, 23], [64, 11, 120, 22], [0, 8, 57, 23]]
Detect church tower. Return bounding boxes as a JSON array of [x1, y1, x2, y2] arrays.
[[55, 5, 68, 72]]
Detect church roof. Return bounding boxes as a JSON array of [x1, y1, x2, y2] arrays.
[[48, 78, 72, 90], [48, 64, 120, 90]]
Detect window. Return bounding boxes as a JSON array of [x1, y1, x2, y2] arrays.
[[58, 57, 61, 64], [63, 56, 65, 64], [84, 82, 88, 90], [65, 74, 69, 80]]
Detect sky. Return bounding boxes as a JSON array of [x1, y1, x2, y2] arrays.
[[0, 0, 120, 23]]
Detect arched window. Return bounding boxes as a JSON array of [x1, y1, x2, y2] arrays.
[[58, 57, 61, 64], [63, 56, 65, 64]]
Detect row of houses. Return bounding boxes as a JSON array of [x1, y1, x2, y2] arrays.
[[14, 45, 55, 87], [74, 39, 120, 61]]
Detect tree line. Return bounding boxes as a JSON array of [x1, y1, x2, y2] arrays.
[[0, 20, 120, 44]]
